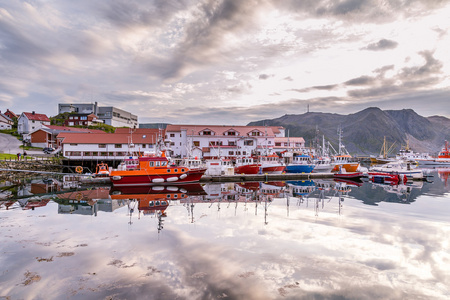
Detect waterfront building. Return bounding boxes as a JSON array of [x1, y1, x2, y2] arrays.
[[17, 111, 51, 135], [164, 125, 286, 159], [29, 125, 104, 149], [58, 102, 138, 128], [57, 129, 161, 161]]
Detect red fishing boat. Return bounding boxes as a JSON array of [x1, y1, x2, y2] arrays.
[[109, 152, 206, 186], [234, 157, 260, 174], [259, 154, 285, 174]]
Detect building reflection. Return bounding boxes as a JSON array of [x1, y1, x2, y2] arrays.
[[0, 170, 437, 224]]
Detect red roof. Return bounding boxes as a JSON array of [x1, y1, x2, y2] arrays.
[[23, 112, 50, 122], [58, 132, 161, 144]]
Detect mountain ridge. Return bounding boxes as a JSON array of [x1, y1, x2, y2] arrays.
[[247, 107, 450, 155]]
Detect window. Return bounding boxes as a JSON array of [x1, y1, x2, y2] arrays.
[[227, 131, 236, 136], [275, 142, 281, 146], [99, 144, 106, 148], [70, 143, 78, 146], [193, 141, 200, 147], [170, 133, 175, 137], [229, 151, 234, 155], [115, 144, 122, 148], [202, 130, 211, 135], [244, 140, 253, 146], [228, 141, 235, 146]]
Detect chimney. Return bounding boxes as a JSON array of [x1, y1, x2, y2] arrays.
[[32, 111, 35, 115]]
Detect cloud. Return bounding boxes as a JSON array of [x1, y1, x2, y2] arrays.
[[364, 39, 398, 51]]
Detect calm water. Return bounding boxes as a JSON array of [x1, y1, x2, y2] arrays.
[[1, 168, 450, 300]]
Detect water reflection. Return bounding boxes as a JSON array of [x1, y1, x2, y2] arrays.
[[1, 169, 450, 299]]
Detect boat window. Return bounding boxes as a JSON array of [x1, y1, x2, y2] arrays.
[[149, 201, 154, 207], [167, 169, 170, 173], [156, 162, 160, 167], [149, 162, 154, 167], [181, 169, 185, 172], [167, 194, 170, 198], [174, 194, 178, 198], [155, 201, 160, 206], [162, 162, 167, 166], [174, 169, 178, 172]]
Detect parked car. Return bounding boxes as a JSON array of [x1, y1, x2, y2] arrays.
[[43, 147, 55, 154]]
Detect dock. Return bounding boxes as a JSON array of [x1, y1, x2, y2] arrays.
[[200, 173, 334, 182]]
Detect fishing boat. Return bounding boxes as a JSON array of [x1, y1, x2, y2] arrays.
[[313, 156, 336, 173], [395, 139, 432, 164], [370, 137, 396, 164], [259, 154, 285, 174], [421, 141, 450, 166], [331, 127, 360, 172], [366, 172, 408, 185], [285, 153, 315, 173], [109, 152, 207, 186], [234, 156, 260, 174], [370, 160, 424, 179]]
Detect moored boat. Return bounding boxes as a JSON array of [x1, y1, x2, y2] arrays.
[[234, 157, 260, 174], [285, 153, 315, 173], [370, 160, 424, 179], [259, 154, 285, 174], [366, 172, 408, 185], [421, 141, 450, 165], [109, 153, 206, 186]]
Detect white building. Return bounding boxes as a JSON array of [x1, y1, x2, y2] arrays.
[[165, 125, 286, 159], [17, 112, 51, 135]]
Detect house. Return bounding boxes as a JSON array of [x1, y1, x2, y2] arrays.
[[164, 125, 286, 159], [17, 111, 51, 135], [64, 113, 103, 127], [0, 111, 13, 130], [29, 125, 105, 149], [58, 102, 138, 128], [3, 109, 18, 120], [57, 131, 161, 161]]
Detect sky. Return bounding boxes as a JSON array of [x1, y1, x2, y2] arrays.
[[1, 0, 450, 125]]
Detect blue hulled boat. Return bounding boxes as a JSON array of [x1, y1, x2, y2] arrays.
[[285, 154, 315, 173]]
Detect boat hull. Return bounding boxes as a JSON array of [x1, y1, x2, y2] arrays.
[[285, 164, 315, 173], [261, 166, 285, 174], [332, 163, 360, 173], [234, 164, 260, 175], [110, 169, 207, 186]]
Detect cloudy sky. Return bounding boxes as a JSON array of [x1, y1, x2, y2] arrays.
[[1, 0, 449, 125]]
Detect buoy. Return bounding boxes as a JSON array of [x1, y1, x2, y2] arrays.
[[75, 166, 83, 173], [179, 173, 187, 179], [112, 176, 122, 180], [152, 186, 164, 191], [152, 178, 165, 183], [167, 186, 178, 191], [166, 177, 178, 182]]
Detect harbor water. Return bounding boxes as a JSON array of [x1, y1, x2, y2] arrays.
[[1, 168, 449, 299]]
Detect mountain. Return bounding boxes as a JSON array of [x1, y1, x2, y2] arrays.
[[248, 107, 450, 155]]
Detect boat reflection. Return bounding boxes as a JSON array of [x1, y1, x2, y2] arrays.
[[0, 172, 436, 223]]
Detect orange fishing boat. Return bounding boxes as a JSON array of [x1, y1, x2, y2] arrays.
[[109, 152, 206, 186], [332, 154, 360, 172]]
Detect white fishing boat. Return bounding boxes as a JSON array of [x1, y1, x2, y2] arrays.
[[370, 160, 424, 179]]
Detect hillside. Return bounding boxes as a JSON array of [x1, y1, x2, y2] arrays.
[[248, 107, 450, 155]]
